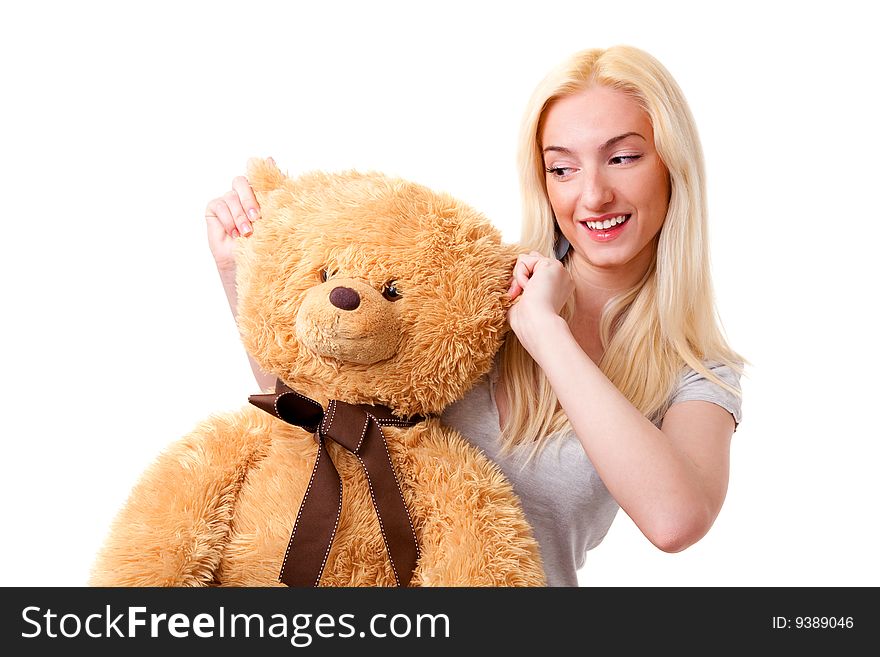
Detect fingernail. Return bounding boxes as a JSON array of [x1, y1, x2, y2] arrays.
[[241, 221, 252, 236], [248, 208, 258, 220], [231, 228, 241, 238]]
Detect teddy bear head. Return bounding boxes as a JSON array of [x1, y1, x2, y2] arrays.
[[235, 158, 517, 417]]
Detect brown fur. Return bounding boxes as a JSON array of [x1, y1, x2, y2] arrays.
[[90, 159, 545, 586]]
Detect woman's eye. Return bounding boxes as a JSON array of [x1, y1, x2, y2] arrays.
[[382, 280, 402, 301], [545, 166, 574, 179], [609, 154, 643, 165]]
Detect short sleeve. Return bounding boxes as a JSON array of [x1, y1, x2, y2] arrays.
[[667, 361, 743, 428]]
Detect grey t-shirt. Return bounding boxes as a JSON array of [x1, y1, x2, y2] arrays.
[[440, 361, 742, 587]]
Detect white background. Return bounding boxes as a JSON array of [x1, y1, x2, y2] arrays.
[[2, 0, 878, 588]]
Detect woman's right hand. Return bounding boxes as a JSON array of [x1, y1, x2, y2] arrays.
[[205, 174, 263, 277]]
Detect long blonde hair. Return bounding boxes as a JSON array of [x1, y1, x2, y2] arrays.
[[498, 45, 744, 453]]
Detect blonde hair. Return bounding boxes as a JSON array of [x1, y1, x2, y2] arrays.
[[498, 45, 745, 454]]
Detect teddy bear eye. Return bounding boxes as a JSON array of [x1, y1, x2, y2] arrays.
[[382, 280, 402, 301], [320, 269, 331, 282]]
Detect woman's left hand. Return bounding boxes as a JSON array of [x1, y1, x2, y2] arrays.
[[506, 251, 574, 350]]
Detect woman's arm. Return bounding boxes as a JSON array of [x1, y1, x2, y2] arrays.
[[507, 254, 734, 552], [205, 173, 276, 392]]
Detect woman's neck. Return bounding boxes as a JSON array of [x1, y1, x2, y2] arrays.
[[566, 247, 655, 363]]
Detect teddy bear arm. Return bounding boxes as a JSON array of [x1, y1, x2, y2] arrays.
[[410, 430, 546, 587], [89, 412, 272, 587]]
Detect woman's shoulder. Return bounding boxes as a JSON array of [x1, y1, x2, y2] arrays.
[[441, 375, 496, 434], [678, 360, 742, 389], [666, 360, 744, 427]]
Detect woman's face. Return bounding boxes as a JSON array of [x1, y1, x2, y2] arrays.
[[540, 86, 670, 274]]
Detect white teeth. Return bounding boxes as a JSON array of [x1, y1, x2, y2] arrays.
[[584, 214, 629, 230]]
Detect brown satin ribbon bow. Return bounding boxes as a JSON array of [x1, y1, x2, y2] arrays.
[[249, 379, 424, 587]]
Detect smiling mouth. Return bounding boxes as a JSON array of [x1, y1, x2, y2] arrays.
[[581, 214, 631, 231]]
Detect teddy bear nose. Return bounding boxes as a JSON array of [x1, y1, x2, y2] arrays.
[[329, 286, 361, 310]]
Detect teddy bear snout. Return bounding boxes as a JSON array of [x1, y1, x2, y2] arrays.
[[294, 279, 402, 365], [329, 286, 361, 311]]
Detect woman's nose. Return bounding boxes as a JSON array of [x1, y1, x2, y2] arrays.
[[579, 169, 614, 210]]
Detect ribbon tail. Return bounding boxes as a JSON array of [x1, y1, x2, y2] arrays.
[[249, 380, 323, 432], [359, 420, 420, 587], [248, 378, 293, 419], [248, 391, 281, 419], [278, 438, 343, 587]]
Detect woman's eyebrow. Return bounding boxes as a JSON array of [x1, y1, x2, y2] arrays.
[[599, 131, 646, 151], [542, 132, 646, 156], [542, 145, 574, 155]]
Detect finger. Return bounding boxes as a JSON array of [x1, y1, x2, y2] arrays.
[[222, 190, 250, 237], [518, 252, 542, 267], [232, 176, 260, 234], [512, 264, 531, 291], [512, 254, 541, 289], [206, 198, 240, 238], [506, 276, 523, 300], [507, 252, 540, 298], [533, 256, 559, 273]]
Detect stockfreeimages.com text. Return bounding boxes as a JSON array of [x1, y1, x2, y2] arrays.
[[21, 605, 450, 647]]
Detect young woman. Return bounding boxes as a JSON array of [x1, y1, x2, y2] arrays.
[[204, 45, 744, 587]]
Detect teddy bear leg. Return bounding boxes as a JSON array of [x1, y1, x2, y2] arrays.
[[89, 412, 271, 587]]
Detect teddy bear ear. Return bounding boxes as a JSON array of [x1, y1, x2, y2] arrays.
[[246, 156, 286, 193]]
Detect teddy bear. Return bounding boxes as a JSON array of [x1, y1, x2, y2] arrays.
[[89, 158, 545, 587]]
